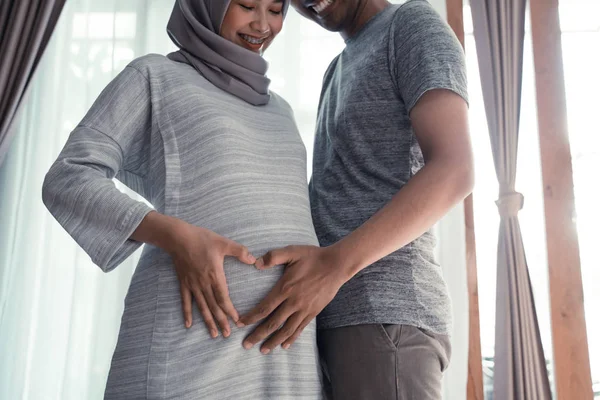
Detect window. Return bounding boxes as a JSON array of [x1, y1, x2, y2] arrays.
[[465, 0, 600, 397]]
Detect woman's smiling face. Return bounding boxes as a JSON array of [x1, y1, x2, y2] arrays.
[[220, 0, 285, 55]]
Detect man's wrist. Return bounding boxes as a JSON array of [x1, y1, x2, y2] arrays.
[[325, 241, 365, 283]]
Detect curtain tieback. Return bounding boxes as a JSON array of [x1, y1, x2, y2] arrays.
[[496, 191, 524, 218]]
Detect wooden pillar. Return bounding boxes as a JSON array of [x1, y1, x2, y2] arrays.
[[445, 0, 484, 399], [463, 194, 484, 400], [529, 0, 593, 398]]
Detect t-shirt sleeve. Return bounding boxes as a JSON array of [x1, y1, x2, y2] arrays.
[[42, 65, 153, 272], [389, 0, 468, 114]]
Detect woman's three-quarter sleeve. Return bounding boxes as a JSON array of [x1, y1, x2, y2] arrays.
[[42, 66, 154, 272]]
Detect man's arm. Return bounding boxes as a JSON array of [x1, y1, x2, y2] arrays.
[[239, 89, 474, 353], [330, 88, 473, 277]]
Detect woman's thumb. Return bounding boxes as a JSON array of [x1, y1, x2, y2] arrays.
[[225, 241, 256, 265], [254, 247, 294, 270]]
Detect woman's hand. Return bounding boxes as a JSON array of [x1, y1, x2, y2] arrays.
[[130, 211, 256, 338], [169, 223, 256, 337]]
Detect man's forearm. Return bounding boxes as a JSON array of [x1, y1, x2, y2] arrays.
[[331, 158, 474, 280]]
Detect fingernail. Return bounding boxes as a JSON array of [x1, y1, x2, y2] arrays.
[[211, 330, 219, 338], [248, 254, 257, 263], [223, 330, 230, 338], [185, 321, 191, 328], [261, 348, 270, 355], [236, 321, 245, 328], [255, 258, 264, 269], [243, 341, 252, 350], [282, 344, 290, 350]]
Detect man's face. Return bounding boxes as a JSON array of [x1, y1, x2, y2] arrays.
[[291, 0, 360, 32]]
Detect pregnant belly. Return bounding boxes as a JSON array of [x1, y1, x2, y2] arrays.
[[128, 229, 315, 326], [179, 193, 318, 249], [111, 248, 322, 398]]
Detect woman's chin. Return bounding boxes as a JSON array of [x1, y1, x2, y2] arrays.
[[259, 41, 275, 55]]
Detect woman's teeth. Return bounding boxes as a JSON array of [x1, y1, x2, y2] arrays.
[[312, 0, 333, 14], [240, 34, 265, 45]]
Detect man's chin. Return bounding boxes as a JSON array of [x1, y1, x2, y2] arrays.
[[312, 12, 345, 32], [317, 19, 344, 33]]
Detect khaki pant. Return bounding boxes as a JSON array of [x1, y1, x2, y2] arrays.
[[318, 324, 451, 400]]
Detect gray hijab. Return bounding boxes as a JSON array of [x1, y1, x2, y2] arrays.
[[167, 0, 289, 106]]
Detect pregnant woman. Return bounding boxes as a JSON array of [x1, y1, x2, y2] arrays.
[[42, 0, 323, 398]]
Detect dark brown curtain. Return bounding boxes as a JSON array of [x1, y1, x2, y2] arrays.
[[470, 0, 552, 398], [0, 0, 67, 165]]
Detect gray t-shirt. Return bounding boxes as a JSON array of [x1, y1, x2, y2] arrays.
[[309, 0, 468, 334]]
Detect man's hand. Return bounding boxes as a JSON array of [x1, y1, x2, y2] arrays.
[[238, 245, 348, 354]]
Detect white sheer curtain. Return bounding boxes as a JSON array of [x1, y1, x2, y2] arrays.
[[465, 2, 600, 397], [0, 0, 468, 399]]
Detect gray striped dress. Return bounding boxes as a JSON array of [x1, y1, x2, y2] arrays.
[[42, 54, 324, 399]]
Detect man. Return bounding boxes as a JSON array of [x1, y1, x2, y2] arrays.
[[239, 0, 473, 398]]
